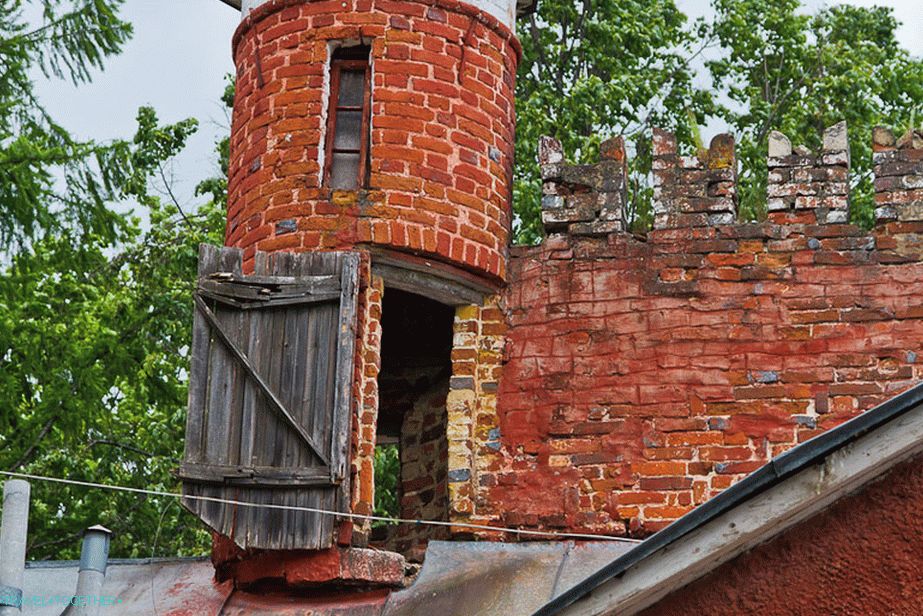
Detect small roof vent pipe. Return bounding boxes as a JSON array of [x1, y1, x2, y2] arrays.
[[60, 525, 112, 616], [0, 480, 30, 616]]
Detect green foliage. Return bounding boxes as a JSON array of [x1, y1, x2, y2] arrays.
[[0, 108, 225, 559], [708, 0, 923, 225], [0, 0, 141, 248], [0, 0, 228, 559], [515, 0, 717, 242], [515, 0, 923, 240], [373, 444, 400, 526]]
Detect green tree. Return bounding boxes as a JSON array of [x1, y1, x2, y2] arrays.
[[0, 0, 228, 558], [0, 0, 138, 248], [0, 108, 225, 558], [707, 0, 923, 224], [515, 0, 717, 242], [373, 444, 400, 525]]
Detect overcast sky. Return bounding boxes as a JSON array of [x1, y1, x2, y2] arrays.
[[33, 0, 922, 212]]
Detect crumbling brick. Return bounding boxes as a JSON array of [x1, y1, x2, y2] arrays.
[[539, 135, 629, 237], [767, 122, 850, 224], [447, 127, 923, 539], [653, 129, 738, 229]]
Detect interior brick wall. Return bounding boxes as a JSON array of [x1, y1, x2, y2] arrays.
[[375, 365, 450, 560], [455, 126, 923, 538], [225, 0, 519, 281]]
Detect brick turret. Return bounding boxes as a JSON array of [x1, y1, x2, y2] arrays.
[[226, 0, 521, 281], [209, 0, 529, 589]]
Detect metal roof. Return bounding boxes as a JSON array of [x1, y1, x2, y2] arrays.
[[384, 540, 636, 616], [533, 381, 923, 616], [22, 557, 229, 616], [23, 540, 636, 615]]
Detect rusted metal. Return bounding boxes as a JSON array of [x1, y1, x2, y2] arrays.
[[22, 558, 230, 616], [25, 540, 639, 616]]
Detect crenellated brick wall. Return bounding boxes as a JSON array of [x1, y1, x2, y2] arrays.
[[652, 129, 737, 229], [765, 122, 849, 224], [449, 125, 923, 538], [225, 0, 518, 281]]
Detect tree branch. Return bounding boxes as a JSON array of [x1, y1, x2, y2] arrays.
[[8, 414, 58, 472], [157, 163, 193, 229], [87, 438, 178, 463]]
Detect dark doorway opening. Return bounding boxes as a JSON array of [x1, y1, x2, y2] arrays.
[[372, 289, 455, 562]]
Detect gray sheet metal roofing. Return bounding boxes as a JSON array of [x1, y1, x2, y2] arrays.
[[21, 557, 229, 616], [22, 540, 637, 615], [532, 381, 923, 616]]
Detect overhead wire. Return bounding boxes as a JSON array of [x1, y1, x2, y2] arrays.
[[0, 470, 630, 542]]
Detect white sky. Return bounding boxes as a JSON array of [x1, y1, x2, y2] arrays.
[[33, 0, 922, 212]]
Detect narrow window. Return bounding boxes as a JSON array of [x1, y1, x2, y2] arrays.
[[324, 46, 371, 190]]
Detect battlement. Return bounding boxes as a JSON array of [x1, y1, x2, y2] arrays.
[[539, 123, 923, 237], [872, 126, 923, 223], [766, 122, 849, 224], [652, 129, 737, 229], [447, 123, 923, 539], [539, 135, 629, 236]]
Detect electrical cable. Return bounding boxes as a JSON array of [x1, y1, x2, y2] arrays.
[[0, 470, 630, 542]]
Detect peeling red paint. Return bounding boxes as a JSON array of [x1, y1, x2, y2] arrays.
[[224, 589, 390, 616], [213, 534, 405, 588], [641, 453, 923, 615]]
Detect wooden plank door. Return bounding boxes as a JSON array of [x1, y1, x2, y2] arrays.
[[180, 245, 359, 550]]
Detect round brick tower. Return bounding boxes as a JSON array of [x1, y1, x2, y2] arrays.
[[226, 0, 524, 282], [208, 0, 530, 588]]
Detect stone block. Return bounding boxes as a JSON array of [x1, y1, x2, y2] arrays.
[[823, 121, 848, 152], [539, 135, 564, 165], [768, 131, 792, 157]]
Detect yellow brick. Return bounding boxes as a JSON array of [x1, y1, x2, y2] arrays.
[[331, 190, 357, 205], [549, 454, 571, 467], [447, 420, 472, 441], [455, 305, 480, 320], [448, 448, 471, 471], [446, 389, 476, 411]]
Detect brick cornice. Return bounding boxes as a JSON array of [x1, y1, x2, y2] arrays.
[[231, 0, 523, 60]]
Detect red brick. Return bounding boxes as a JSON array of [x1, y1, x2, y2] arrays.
[[226, 1, 515, 283]]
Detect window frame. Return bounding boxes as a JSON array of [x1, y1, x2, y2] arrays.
[[323, 56, 372, 191]]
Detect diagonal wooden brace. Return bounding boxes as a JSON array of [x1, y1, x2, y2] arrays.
[[194, 294, 331, 468]]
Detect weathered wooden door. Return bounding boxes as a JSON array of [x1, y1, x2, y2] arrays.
[[180, 245, 359, 550]]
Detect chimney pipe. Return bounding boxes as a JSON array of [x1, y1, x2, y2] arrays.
[[60, 526, 111, 616], [0, 480, 30, 616]]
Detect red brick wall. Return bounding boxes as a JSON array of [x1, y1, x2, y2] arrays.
[[226, 0, 518, 281], [476, 127, 923, 537], [640, 453, 923, 615]]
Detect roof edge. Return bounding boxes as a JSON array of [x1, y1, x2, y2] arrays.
[[26, 556, 211, 569]]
